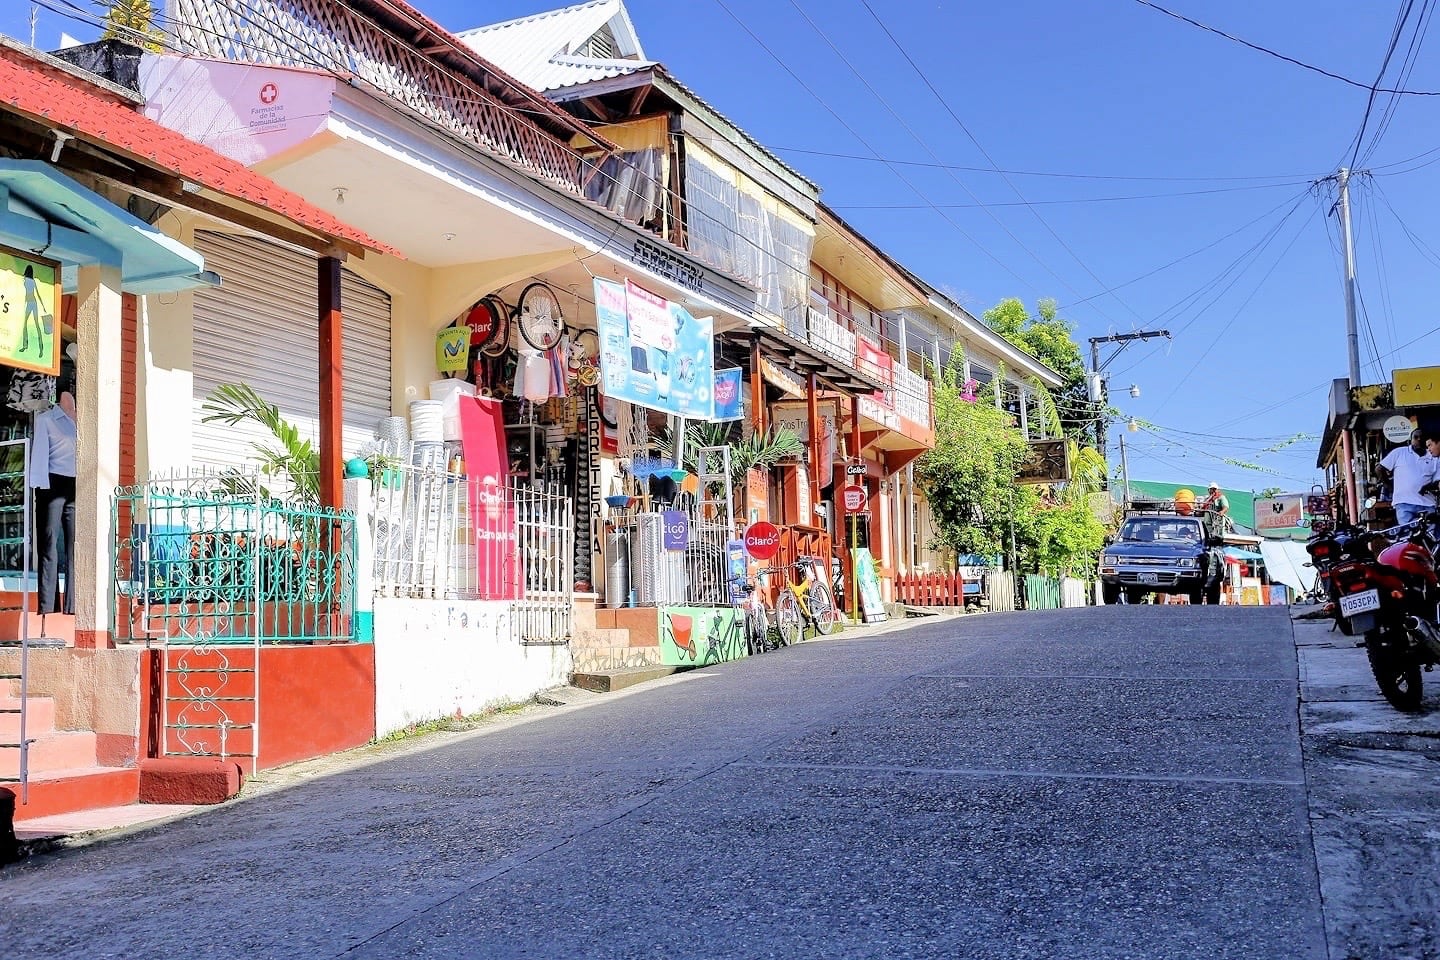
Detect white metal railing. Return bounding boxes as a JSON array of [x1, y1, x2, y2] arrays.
[[807, 306, 857, 367], [372, 464, 573, 644], [893, 363, 932, 429]]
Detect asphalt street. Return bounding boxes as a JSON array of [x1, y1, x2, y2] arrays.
[[0, 606, 1378, 959]]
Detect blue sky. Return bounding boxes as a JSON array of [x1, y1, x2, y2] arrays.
[[10, 1, 1440, 495]]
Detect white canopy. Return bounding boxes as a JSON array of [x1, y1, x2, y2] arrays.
[[1259, 539, 1317, 596]]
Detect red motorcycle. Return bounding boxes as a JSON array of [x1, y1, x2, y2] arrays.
[[1332, 514, 1440, 711]]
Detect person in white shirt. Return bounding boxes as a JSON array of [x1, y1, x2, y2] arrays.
[[1377, 428, 1436, 526], [28, 368, 77, 622]]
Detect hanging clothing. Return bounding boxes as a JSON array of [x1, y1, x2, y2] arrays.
[[28, 404, 77, 489], [6, 370, 54, 414]]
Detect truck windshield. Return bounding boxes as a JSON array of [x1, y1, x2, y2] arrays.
[[1118, 518, 1202, 544]]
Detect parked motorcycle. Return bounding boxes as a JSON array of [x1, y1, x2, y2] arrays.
[[1304, 520, 1377, 636], [1330, 513, 1440, 711]]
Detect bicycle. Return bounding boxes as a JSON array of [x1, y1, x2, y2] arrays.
[[772, 556, 841, 647]]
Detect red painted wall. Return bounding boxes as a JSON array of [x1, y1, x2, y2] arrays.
[[259, 645, 376, 769], [140, 645, 376, 771]]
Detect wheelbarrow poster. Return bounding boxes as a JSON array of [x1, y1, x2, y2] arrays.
[[0, 245, 61, 376]]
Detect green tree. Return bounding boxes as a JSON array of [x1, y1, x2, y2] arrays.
[[103, 0, 166, 52], [916, 354, 1035, 557], [983, 298, 1094, 442]]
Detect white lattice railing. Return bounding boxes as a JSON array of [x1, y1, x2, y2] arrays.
[[893, 363, 932, 430], [168, 0, 597, 193]]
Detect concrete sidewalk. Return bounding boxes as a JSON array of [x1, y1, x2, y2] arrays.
[[5, 609, 961, 858], [1291, 604, 1440, 960]]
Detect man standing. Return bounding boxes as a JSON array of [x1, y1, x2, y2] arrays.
[[1377, 428, 1436, 525], [1199, 482, 1230, 537]]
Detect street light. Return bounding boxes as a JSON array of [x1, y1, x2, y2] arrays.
[[1129, 384, 1141, 398]]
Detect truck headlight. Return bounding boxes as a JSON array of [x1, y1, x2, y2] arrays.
[[1176, 558, 1197, 569], [1102, 555, 1119, 566]]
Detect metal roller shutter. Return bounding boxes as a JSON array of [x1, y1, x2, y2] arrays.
[[191, 232, 392, 474]]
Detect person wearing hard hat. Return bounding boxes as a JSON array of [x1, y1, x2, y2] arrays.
[[1199, 483, 1230, 538]]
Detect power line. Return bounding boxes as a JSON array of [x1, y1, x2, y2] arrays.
[[1132, 0, 1440, 95], [705, 0, 1063, 306], [828, 179, 1312, 210], [1358, 0, 1436, 167], [1150, 199, 1320, 415], [1345, 0, 1418, 170], [852, 0, 1146, 325], [767, 145, 1318, 184]]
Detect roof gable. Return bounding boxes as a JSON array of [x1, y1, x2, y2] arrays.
[[457, 0, 652, 92]]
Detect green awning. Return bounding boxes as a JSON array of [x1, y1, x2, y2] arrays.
[[0, 160, 217, 294], [1122, 479, 1257, 532]]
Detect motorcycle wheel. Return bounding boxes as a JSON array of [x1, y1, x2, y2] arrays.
[[1365, 628, 1425, 712]]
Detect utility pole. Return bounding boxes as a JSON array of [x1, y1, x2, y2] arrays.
[[1336, 168, 1362, 388], [1118, 430, 1132, 508], [30, 4, 38, 48], [1087, 329, 1171, 467]]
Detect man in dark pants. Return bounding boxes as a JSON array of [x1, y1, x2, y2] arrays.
[[28, 364, 77, 626]]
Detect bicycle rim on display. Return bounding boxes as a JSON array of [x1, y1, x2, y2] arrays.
[[480, 295, 511, 357], [515, 281, 564, 351]]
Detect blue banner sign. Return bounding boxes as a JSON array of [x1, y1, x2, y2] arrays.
[[595, 278, 715, 419]]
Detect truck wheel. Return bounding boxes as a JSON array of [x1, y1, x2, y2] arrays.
[[1124, 587, 1146, 605], [1101, 581, 1121, 605]]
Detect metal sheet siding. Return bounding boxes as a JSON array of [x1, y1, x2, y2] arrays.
[[192, 232, 392, 474]]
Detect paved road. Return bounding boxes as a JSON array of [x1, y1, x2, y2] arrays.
[[2, 607, 1328, 959]]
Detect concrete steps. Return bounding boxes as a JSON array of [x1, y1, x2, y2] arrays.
[[0, 693, 140, 823], [570, 665, 683, 693]]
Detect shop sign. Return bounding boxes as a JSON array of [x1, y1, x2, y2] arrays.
[[631, 237, 703, 292], [713, 367, 744, 421], [852, 547, 888, 624], [726, 540, 749, 603], [743, 521, 781, 560], [662, 510, 690, 551], [842, 484, 868, 513], [845, 462, 868, 477], [594, 278, 715, 420], [1016, 439, 1071, 485], [435, 326, 468, 374], [1256, 495, 1303, 531], [1383, 415, 1415, 443], [1394, 366, 1440, 407], [0, 245, 60, 375], [760, 357, 806, 398]]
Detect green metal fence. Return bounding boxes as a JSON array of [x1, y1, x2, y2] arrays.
[[112, 474, 356, 645], [1023, 574, 1062, 610]]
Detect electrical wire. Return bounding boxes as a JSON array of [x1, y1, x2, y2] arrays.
[[828, 179, 1313, 210], [1358, 0, 1436, 168], [1132, 0, 1440, 96], [1057, 188, 1315, 310], [1344, 0, 1418, 170], [704, 0, 1066, 310], [1149, 200, 1321, 415], [851, 0, 1147, 326], [765, 145, 1319, 184]]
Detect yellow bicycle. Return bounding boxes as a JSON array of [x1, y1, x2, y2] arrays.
[[773, 556, 841, 646]]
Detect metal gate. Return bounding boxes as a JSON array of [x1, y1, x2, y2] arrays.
[[0, 437, 34, 802], [113, 473, 356, 774]]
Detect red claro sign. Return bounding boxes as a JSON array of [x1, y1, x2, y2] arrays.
[[842, 484, 868, 513], [743, 521, 781, 560]]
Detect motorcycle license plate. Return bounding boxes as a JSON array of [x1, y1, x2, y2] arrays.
[[1339, 589, 1380, 616], [1138, 572, 1158, 584]]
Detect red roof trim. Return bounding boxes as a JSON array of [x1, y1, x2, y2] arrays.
[[0, 46, 398, 259]]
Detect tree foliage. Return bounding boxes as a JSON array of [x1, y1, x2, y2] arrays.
[[103, 0, 166, 52], [983, 297, 1094, 441]]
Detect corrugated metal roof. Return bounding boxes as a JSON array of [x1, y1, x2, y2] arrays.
[[456, 0, 655, 93]]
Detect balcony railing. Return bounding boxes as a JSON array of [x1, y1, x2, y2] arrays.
[[169, 0, 597, 193]]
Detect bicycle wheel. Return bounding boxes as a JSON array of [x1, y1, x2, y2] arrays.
[[480, 295, 511, 357], [808, 583, 841, 635], [515, 281, 565, 351], [775, 591, 803, 647], [744, 605, 767, 656]]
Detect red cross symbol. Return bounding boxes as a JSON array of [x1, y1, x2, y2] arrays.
[[259, 83, 279, 105]]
